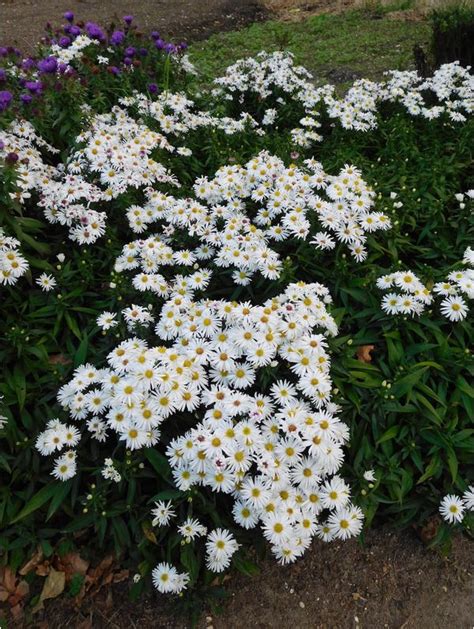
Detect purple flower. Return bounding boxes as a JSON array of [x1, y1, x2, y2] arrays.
[[148, 83, 158, 94], [123, 15, 133, 25], [155, 38, 165, 50], [37, 56, 58, 74], [59, 36, 71, 47], [63, 11, 74, 22], [85, 22, 106, 41], [150, 31, 160, 40], [123, 57, 133, 66], [25, 80, 43, 93], [22, 58, 35, 71], [164, 43, 175, 54], [125, 46, 136, 57], [70, 25, 81, 36], [179, 42, 188, 50], [110, 30, 125, 46], [0, 69, 6, 82], [0, 90, 13, 111], [0, 47, 8, 57], [139, 47, 148, 57], [20, 93, 32, 104], [6, 152, 19, 164], [108, 66, 120, 76]]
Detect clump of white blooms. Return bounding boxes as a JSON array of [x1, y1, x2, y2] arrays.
[[50, 34, 96, 65], [377, 270, 432, 317], [212, 53, 474, 146], [36, 273, 57, 292], [36, 281, 364, 570], [0, 228, 29, 286], [97, 311, 118, 331], [439, 487, 474, 524], [151, 500, 176, 526], [115, 151, 389, 292], [101, 458, 121, 483], [152, 562, 190, 594], [206, 528, 239, 572], [433, 246, 474, 322], [378, 246, 473, 321], [2, 56, 470, 254], [178, 517, 207, 542], [18, 52, 473, 593]]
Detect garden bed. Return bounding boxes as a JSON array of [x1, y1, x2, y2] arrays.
[[0, 3, 473, 628]]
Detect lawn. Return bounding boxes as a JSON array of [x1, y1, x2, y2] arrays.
[[189, 10, 431, 84]]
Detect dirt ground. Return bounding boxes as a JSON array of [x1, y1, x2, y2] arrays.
[[0, 0, 267, 50], [27, 529, 474, 629], [28, 527, 473, 629]]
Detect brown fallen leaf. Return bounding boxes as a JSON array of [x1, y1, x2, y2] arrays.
[[356, 344, 375, 363], [55, 552, 90, 581], [19, 547, 44, 576], [0, 566, 30, 620], [84, 555, 115, 597], [10, 603, 24, 623], [48, 353, 72, 365], [32, 569, 66, 613], [142, 521, 157, 544], [210, 574, 232, 587], [112, 569, 129, 584], [0, 567, 15, 602], [414, 515, 441, 544], [36, 561, 51, 577]]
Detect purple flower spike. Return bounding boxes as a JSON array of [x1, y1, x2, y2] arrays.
[[25, 80, 43, 93], [59, 36, 71, 47], [0, 90, 13, 111], [123, 15, 133, 25], [85, 22, 106, 41], [155, 38, 165, 50], [70, 25, 81, 36], [38, 56, 58, 74], [110, 30, 125, 46], [22, 58, 35, 71], [64, 11, 74, 22]]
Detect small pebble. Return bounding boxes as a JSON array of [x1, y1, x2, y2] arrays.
[[299, 601, 305, 609]]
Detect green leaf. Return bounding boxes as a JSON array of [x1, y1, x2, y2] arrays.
[[74, 335, 88, 367], [144, 448, 171, 479], [232, 553, 260, 577], [446, 449, 458, 483], [10, 483, 59, 523], [377, 426, 399, 444], [180, 543, 200, 583], [46, 480, 73, 521]]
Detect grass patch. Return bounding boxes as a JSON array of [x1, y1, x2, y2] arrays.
[[189, 10, 430, 84]]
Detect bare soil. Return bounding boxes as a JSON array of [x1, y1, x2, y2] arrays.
[[28, 528, 473, 629], [0, 0, 267, 51]]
